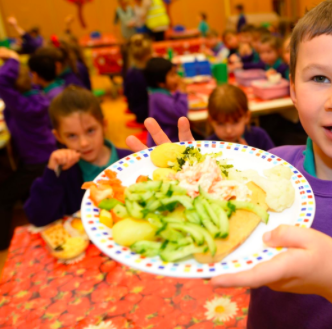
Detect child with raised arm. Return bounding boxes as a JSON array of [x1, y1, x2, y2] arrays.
[[207, 84, 274, 151], [0, 48, 57, 250], [24, 86, 131, 227], [144, 57, 188, 147]]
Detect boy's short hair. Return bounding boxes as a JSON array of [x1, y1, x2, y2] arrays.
[[28, 53, 57, 82], [222, 29, 237, 43], [290, 0, 332, 80], [235, 4, 244, 11], [201, 12, 207, 21], [129, 34, 152, 62], [144, 57, 173, 88], [240, 24, 255, 34], [260, 34, 282, 51], [15, 65, 32, 93], [208, 84, 248, 122], [49, 86, 104, 129]]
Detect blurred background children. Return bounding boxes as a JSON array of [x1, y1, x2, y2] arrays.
[[198, 12, 209, 37], [222, 30, 239, 57], [124, 34, 152, 125], [144, 57, 188, 146], [203, 30, 229, 61], [114, 0, 136, 41], [235, 4, 247, 33], [0, 47, 57, 250], [7, 16, 43, 54], [24, 86, 131, 227], [282, 34, 291, 80], [207, 84, 274, 150], [132, 0, 149, 34]]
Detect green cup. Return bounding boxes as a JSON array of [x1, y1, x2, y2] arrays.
[[212, 62, 228, 85]]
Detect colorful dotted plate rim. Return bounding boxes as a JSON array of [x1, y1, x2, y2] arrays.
[[81, 141, 316, 278]]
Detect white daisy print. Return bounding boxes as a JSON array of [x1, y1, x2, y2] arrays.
[[204, 297, 238, 322], [84, 320, 116, 329]]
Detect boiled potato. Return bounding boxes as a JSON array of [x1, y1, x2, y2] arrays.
[[153, 168, 177, 181], [112, 218, 157, 247], [150, 143, 186, 168], [99, 209, 113, 228]]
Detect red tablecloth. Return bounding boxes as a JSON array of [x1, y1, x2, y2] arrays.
[[0, 226, 249, 329]]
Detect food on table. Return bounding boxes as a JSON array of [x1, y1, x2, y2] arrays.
[[190, 101, 207, 109], [51, 237, 89, 260], [83, 144, 295, 263]]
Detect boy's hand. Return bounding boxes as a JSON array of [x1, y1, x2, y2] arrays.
[[0, 47, 19, 60], [126, 117, 195, 152], [7, 16, 17, 27], [48, 149, 81, 171], [238, 43, 252, 57], [228, 61, 243, 72], [211, 225, 332, 303]]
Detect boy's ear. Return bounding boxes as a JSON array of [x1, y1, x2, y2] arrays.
[[52, 129, 63, 144], [289, 76, 297, 109]]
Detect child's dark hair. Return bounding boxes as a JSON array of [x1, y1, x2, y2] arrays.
[[222, 29, 237, 43], [208, 84, 248, 123], [201, 12, 207, 21], [144, 57, 173, 88], [49, 86, 104, 129], [240, 24, 255, 34], [235, 4, 244, 11], [260, 35, 282, 51], [290, 0, 332, 80], [28, 53, 56, 82]]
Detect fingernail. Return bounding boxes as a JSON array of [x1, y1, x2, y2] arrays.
[[263, 231, 271, 242]]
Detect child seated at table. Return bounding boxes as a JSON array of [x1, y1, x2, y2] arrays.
[[0, 47, 57, 250], [24, 86, 131, 227], [202, 30, 229, 61], [37, 44, 86, 89], [144, 57, 188, 147], [282, 34, 291, 80], [222, 30, 239, 57], [206, 84, 274, 151], [124, 34, 152, 124]]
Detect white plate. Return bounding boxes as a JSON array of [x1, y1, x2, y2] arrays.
[[81, 141, 316, 278]]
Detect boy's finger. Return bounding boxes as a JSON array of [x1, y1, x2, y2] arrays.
[[126, 135, 147, 153], [144, 118, 171, 145], [263, 225, 315, 249], [178, 117, 195, 142]]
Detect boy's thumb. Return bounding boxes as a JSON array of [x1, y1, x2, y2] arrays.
[[263, 224, 310, 249]]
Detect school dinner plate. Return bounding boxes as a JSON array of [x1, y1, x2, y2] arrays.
[[81, 141, 316, 278]]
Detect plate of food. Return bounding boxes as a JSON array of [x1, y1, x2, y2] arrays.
[[81, 141, 315, 278]]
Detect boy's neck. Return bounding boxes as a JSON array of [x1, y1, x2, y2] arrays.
[[312, 142, 332, 180], [92, 145, 111, 167]]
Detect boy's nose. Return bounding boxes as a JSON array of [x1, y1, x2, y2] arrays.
[[80, 137, 89, 148]]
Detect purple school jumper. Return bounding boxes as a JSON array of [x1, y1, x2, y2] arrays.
[[207, 126, 275, 151], [0, 59, 56, 164], [24, 148, 131, 227], [58, 67, 86, 89], [77, 61, 92, 90], [21, 33, 43, 54], [124, 67, 149, 124], [43, 79, 65, 101], [147, 89, 188, 147], [248, 145, 332, 329]]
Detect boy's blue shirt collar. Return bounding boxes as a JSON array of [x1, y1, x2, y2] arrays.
[[58, 67, 72, 78], [303, 137, 317, 177], [148, 87, 172, 96], [43, 79, 64, 93], [22, 90, 39, 97], [79, 140, 119, 182]]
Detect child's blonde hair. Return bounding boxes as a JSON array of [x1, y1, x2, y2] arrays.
[[290, 0, 332, 80], [129, 34, 152, 63], [208, 84, 248, 123], [49, 86, 104, 129]]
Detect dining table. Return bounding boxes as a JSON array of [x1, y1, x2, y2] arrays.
[[79, 34, 119, 48], [0, 216, 250, 329]]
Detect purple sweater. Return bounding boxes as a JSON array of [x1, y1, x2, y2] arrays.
[[24, 148, 131, 227], [207, 126, 275, 151], [21, 33, 43, 54], [58, 67, 86, 89], [147, 90, 188, 147], [248, 145, 332, 329], [124, 67, 149, 124], [0, 59, 56, 164], [77, 61, 92, 90]]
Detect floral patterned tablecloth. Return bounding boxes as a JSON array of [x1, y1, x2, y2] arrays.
[[0, 226, 249, 329]]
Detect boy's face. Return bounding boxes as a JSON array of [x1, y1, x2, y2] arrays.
[[239, 32, 252, 45], [207, 36, 219, 48], [291, 34, 332, 158], [160, 66, 179, 92], [224, 33, 239, 49], [54, 112, 106, 163], [259, 43, 278, 66], [211, 113, 250, 143]]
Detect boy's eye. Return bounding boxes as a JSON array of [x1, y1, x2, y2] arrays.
[[87, 128, 95, 134], [313, 76, 330, 83], [68, 134, 77, 139]]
